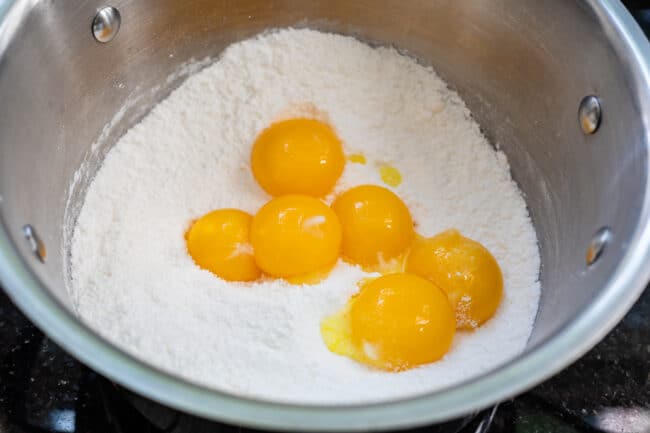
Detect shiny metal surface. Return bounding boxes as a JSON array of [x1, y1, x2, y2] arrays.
[[0, 0, 649, 430], [91, 6, 120, 43], [579, 95, 603, 134], [21, 224, 45, 263], [587, 226, 613, 265]]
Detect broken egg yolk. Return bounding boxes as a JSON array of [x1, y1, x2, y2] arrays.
[[405, 229, 503, 330], [331, 185, 415, 271], [379, 164, 402, 187], [348, 153, 366, 164], [251, 118, 345, 197], [321, 273, 455, 371], [185, 209, 261, 282], [250, 195, 342, 281]]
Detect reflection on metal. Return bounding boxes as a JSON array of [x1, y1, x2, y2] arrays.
[[22, 224, 46, 263], [92, 6, 121, 43], [579, 95, 602, 134], [586, 227, 611, 266]]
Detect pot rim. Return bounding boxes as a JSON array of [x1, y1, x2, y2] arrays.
[[1, 0, 649, 430]]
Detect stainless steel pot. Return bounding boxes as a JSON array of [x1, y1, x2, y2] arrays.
[[0, 0, 649, 430]]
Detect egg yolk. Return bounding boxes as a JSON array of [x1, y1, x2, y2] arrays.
[[185, 209, 261, 282], [331, 185, 415, 271], [405, 229, 503, 330], [250, 195, 342, 280], [348, 153, 367, 164], [321, 273, 455, 371], [379, 164, 402, 187], [251, 118, 345, 197]]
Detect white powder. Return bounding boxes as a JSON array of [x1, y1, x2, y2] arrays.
[[69, 29, 541, 404]]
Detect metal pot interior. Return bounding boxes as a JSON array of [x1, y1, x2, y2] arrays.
[[0, 0, 648, 428]]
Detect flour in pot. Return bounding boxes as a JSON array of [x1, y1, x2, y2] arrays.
[[68, 29, 541, 404]]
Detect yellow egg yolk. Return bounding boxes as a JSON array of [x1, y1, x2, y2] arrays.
[[251, 118, 345, 197], [379, 164, 402, 187], [285, 261, 337, 285], [348, 153, 367, 164], [185, 209, 261, 282], [321, 273, 455, 371], [331, 185, 415, 271], [250, 195, 342, 281], [405, 229, 503, 330]]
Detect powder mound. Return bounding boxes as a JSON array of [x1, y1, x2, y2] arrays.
[[68, 28, 541, 405]]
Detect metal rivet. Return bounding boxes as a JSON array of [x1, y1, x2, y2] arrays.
[[586, 227, 611, 266], [579, 95, 601, 134], [92, 6, 121, 43], [22, 224, 46, 263]]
